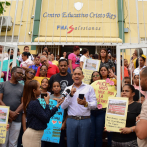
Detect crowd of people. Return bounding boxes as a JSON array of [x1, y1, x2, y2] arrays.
[[0, 45, 147, 147]]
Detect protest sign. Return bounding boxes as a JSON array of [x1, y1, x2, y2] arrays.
[[33, 77, 50, 85], [91, 79, 117, 108], [105, 97, 128, 132], [82, 59, 100, 84], [0, 106, 9, 144], [38, 98, 64, 144], [0, 60, 19, 72]]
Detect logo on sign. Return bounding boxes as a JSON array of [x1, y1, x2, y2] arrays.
[[74, 2, 83, 11]]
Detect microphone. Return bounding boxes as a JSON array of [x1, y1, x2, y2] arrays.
[[62, 89, 71, 98]]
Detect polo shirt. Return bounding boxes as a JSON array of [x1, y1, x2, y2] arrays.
[[35, 64, 59, 78]]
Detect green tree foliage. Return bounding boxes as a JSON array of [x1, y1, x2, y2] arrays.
[[0, 2, 11, 15]]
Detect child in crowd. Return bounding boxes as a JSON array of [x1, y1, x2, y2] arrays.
[[20, 52, 34, 73], [29, 56, 40, 73], [39, 65, 48, 77], [138, 94, 145, 104], [134, 74, 147, 98], [41, 78, 50, 95], [42, 81, 66, 147]]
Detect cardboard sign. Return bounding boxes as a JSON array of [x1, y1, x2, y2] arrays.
[[82, 59, 100, 84], [91, 79, 117, 108], [38, 98, 64, 144], [105, 97, 128, 132], [33, 77, 50, 85], [0, 106, 9, 144]]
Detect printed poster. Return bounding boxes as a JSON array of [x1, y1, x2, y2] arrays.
[[0, 106, 9, 144], [82, 58, 101, 84], [33, 77, 50, 85], [91, 79, 117, 108], [38, 98, 64, 144], [105, 97, 128, 132]]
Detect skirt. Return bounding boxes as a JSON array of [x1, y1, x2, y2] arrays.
[[112, 140, 138, 147], [22, 128, 44, 147]]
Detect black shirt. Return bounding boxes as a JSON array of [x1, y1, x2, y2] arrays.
[[49, 73, 74, 93], [112, 102, 141, 142], [100, 59, 114, 69], [27, 99, 58, 130]]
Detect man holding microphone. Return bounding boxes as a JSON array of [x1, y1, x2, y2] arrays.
[[61, 67, 97, 147]]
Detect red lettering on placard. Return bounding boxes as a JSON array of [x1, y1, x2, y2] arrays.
[[107, 91, 114, 95]]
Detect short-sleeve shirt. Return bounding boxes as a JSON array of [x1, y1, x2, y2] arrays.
[[80, 55, 87, 63], [137, 99, 147, 147], [113, 102, 141, 142], [100, 59, 114, 69], [68, 53, 80, 69], [0, 81, 24, 122], [29, 65, 40, 73]]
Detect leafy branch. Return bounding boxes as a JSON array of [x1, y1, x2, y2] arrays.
[[0, 2, 11, 15]]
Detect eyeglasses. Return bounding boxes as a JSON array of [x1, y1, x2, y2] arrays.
[[40, 69, 47, 72], [41, 60, 47, 64], [28, 71, 35, 76], [17, 72, 24, 76], [93, 75, 100, 78]]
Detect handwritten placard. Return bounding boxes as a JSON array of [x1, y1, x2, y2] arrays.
[[105, 97, 128, 132], [91, 79, 117, 108], [0, 106, 9, 144], [38, 98, 64, 144], [82, 59, 100, 84], [33, 77, 50, 85]]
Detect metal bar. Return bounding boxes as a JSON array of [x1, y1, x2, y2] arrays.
[[0, 47, 4, 83], [136, 0, 140, 43], [12, 46, 17, 68], [130, 49, 132, 85], [116, 45, 121, 97], [6, 48, 11, 81], [66, 0, 69, 43], [128, 0, 131, 43], [11, 0, 19, 43], [122, 49, 124, 88]]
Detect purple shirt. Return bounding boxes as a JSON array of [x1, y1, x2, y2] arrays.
[[3, 71, 11, 81]]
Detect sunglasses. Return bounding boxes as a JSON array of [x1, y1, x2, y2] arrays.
[[93, 75, 100, 78], [28, 71, 35, 76], [40, 69, 47, 72], [41, 60, 47, 64]]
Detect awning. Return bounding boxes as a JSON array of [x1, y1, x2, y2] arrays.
[[34, 37, 122, 43]]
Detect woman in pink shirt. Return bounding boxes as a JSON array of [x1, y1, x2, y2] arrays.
[[68, 46, 80, 74]]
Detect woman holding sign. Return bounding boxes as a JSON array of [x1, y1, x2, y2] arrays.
[[22, 80, 64, 147], [105, 84, 141, 147], [90, 65, 116, 147]]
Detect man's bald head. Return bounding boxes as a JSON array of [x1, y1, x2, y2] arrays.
[[140, 67, 147, 91]]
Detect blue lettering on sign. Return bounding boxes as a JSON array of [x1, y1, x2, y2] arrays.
[[43, 12, 117, 19], [57, 25, 68, 30]]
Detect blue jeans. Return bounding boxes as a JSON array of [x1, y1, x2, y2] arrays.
[[66, 118, 91, 147], [90, 110, 105, 147]]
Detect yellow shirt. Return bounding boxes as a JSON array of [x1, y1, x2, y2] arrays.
[[133, 58, 137, 69], [52, 60, 59, 66]]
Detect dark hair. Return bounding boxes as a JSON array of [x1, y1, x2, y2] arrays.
[[92, 54, 98, 59], [23, 80, 38, 115], [10, 62, 13, 67], [99, 65, 109, 79], [43, 46, 49, 50], [123, 77, 131, 81], [22, 52, 30, 58], [82, 48, 89, 55], [74, 67, 83, 74], [90, 71, 99, 84], [73, 46, 80, 52], [24, 46, 29, 50], [42, 51, 48, 56], [140, 56, 146, 62], [11, 66, 21, 76], [17, 48, 20, 52], [141, 94, 145, 98], [121, 59, 127, 66], [65, 52, 71, 60], [35, 56, 40, 59], [52, 81, 61, 87], [24, 68, 35, 82], [41, 78, 49, 84], [40, 65, 48, 70], [7, 48, 14, 53], [59, 59, 68, 65], [123, 84, 135, 93], [107, 48, 111, 54], [50, 53, 55, 56], [98, 48, 109, 62], [141, 67, 147, 77], [112, 54, 116, 58]]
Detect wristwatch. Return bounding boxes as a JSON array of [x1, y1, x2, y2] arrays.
[[84, 102, 88, 107]]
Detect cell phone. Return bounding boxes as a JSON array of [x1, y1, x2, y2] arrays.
[[79, 94, 84, 100], [41, 93, 47, 99]]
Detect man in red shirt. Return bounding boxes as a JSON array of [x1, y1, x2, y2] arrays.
[[36, 56, 59, 78]]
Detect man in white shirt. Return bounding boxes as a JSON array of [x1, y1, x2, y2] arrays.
[[61, 67, 97, 147], [80, 48, 89, 68], [19, 46, 34, 63]]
